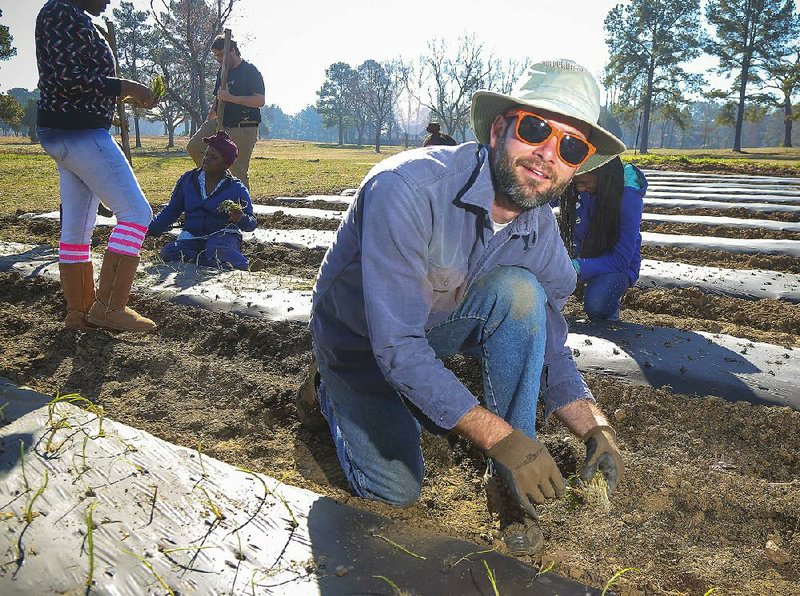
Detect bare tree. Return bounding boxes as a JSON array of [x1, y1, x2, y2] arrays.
[[416, 35, 527, 142], [395, 58, 429, 147], [354, 60, 401, 153], [486, 57, 531, 95], [149, 45, 189, 147], [149, 0, 237, 134], [419, 35, 493, 142]]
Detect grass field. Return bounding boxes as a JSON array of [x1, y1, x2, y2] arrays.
[[1, 135, 798, 216], [0, 136, 403, 214]]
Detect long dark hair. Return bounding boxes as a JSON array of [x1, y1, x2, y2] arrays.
[[557, 157, 624, 258]]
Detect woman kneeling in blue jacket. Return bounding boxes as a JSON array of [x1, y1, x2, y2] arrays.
[[556, 156, 647, 321], [148, 131, 257, 270]]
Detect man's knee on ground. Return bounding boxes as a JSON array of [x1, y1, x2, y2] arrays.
[[364, 476, 422, 508]]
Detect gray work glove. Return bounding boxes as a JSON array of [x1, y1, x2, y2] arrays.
[[580, 425, 624, 493], [486, 429, 565, 518]]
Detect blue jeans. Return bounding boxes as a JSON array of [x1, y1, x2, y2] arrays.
[[161, 233, 248, 270], [583, 272, 631, 321], [315, 266, 548, 507], [38, 127, 152, 246]]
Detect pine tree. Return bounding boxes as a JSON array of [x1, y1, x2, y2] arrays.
[[604, 0, 705, 154], [705, 0, 800, 151]]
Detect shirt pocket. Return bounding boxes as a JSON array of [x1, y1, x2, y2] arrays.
[[427, 261, 468, 313]]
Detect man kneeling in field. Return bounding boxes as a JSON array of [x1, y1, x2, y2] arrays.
[[148, 131, 258, 270], [298, 60, 626, 556]]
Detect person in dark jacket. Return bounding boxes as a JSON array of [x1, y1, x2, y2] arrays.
[[148, 131, 257, 270], [422, 122, 458, 147], [555, 156, 647, 320], [36, 0, 157, 332]]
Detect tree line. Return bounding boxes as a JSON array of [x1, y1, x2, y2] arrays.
[[1, 0, 799, 153], [604, 0, 800, 153]]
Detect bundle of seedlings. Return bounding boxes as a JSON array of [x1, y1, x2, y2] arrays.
[[218, 200, 244, 215]]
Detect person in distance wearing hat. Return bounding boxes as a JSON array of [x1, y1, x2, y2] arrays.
[[147, 131, 258, 271], [422, 121, 458, 147], [299, 60, 626, 556]]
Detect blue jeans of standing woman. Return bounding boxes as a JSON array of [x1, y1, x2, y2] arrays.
[[582, 271, 631, 321], [315, 266, 548, 507], [37, 127, 152, 246]]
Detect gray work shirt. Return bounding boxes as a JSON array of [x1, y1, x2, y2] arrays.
[[310, 142, 594, 432]]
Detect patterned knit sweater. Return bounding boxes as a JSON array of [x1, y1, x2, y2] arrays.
[[36, 0, 122, 130]]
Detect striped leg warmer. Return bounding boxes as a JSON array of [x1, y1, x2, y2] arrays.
[[59, 242, 91, 264], [107, 221, 147, 257]]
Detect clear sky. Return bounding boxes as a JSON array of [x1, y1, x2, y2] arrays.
[[0, 0, 741, 115]]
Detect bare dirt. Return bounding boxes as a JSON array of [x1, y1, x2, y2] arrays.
[[1, 176, 799, 595]]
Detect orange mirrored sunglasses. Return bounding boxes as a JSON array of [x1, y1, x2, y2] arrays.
[[507, 110, 596, 167]]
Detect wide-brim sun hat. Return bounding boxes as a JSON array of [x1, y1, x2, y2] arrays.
[[470, 59, 626, 174]]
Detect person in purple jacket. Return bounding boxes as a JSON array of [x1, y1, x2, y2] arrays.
[[556, 156, 647, 321], [298, 60, 627, 557], [147, 131, 257, 270]]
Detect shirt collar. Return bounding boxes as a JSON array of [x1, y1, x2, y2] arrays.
[[457, 144, 539, 237]]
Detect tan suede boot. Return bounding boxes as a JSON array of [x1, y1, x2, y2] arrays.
[[59, 262, 96, 330], [86, 251, 155, 332]]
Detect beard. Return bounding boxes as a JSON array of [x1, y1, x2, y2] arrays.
[[491, 130, 572, 211]]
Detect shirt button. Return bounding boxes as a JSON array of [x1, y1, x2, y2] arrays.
[[576, 217, 581, 224], [575, 201, 581, 209]]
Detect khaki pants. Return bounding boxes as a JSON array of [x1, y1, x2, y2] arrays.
[[186, 119, 258, 190]]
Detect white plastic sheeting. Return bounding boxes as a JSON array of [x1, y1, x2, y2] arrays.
[[0, 243, 313, 322], [646, 189, 800, 203], [0, 381, 320, 595], [641, 212, 800, 232], [271, 195, 353, 207], [251, 205, 345, 220], [641, 170, 800, 186], [641, 232, 800, 256], [0, 379, 593, 596], [644, 197, 800, 214], [567, 320, 798, 409], [23, 210, 800, 255], [638, 259, 800, 303]]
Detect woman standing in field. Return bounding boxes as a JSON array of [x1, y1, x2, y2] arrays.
[[557, 156, 647, 321], [35, 0, 156, 332]]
